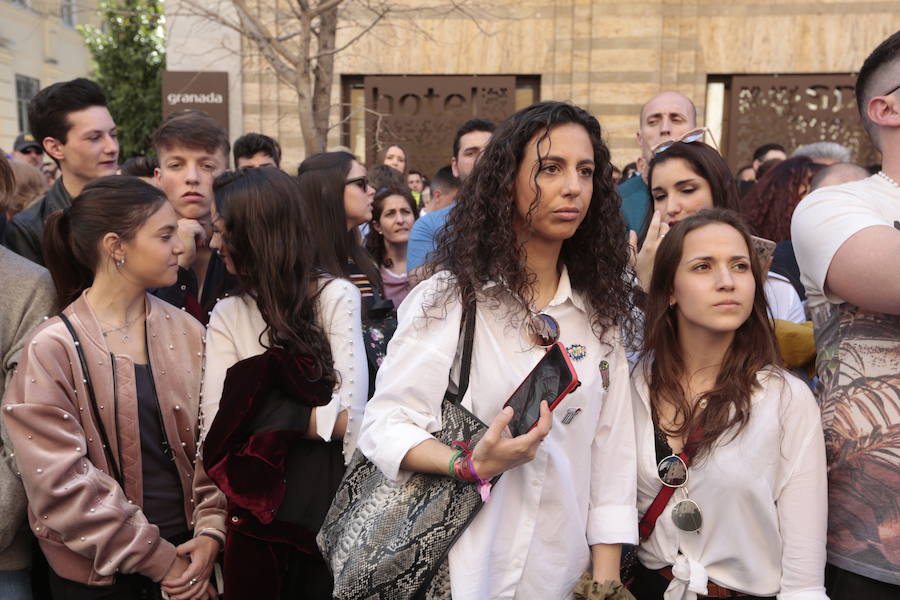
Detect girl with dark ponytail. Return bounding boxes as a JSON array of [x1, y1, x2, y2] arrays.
[[3, 175, 226, 599]]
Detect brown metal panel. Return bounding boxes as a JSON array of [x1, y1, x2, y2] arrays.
[[364, 75, 517, 179], [725, 74, 880, 170], [161, 71, 230, 137]]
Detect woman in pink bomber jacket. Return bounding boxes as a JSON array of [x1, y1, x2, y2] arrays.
[[2, 176, 225, 600]]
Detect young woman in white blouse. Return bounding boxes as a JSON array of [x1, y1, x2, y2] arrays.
[[630, 208, 827, 600], [359, 101, 638, 599], [201, 168, 367, 599]]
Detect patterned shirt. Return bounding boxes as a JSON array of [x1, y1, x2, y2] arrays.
[[792, 174, 900, 584]]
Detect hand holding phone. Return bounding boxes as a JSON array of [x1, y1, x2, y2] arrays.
[[503, 342, 580, 437], [470, 401, 553, 481]]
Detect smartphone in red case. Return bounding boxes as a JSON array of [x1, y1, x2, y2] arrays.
[[503, 341, 580, 437]]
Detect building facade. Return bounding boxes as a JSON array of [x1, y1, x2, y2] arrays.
[[0, 0, 99, 153], [165, 0, 900, 173]]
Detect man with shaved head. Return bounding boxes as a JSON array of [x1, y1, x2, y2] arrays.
[[791, 30, 900, 599], [619, 90, 697, 235], [808, 162, 871, 191]]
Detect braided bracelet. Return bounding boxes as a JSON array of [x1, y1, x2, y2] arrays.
[[449, 441, 492, 502]]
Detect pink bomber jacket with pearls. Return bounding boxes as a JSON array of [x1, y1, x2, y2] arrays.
[[1, 292, 225, 586]]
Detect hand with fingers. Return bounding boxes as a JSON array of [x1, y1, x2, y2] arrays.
[[161, 536, 221, 600], [628, 210, 669, 292], [176, 218, 209, 269], [471, 401, 553, 481]]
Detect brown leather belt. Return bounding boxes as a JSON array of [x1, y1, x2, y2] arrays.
[[658, 567, 741, 598]]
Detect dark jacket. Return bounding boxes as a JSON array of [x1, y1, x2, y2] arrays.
[[203, 349, 340, 600], [3, 177, 72, 266], [150, 251, 233, 325]]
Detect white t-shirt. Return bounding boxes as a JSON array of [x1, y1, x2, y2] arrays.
[[791, 173, 900, 308], [790, 173, 900, 584], [764, 272, 805, 323]]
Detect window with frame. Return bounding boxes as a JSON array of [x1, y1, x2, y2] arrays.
[[16, 74, 40, 133], [61, 0, 75, 26]]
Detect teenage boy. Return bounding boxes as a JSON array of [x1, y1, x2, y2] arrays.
[[151, 110, 231, 324], [4, 78, 119, 265], [232, 132, 281, 169]]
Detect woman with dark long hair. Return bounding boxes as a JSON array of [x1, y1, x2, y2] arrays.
[[201, 167, 366, 599], [359, 101, 638, 598], [633, 141, 740, 292], [3, 176, 224, 600], [297, 152, 382, 308], [630, 208, 827, 600], [363, 186, 418, 307], [633, 142, 804, 323], [742, 156, 823, 243]]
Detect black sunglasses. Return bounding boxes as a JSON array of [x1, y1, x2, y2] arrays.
[[346, 176, 369, 191]]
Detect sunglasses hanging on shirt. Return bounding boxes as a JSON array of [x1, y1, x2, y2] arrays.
[[656, 453, 703, 532]]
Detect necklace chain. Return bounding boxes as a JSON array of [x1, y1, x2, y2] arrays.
[[99, 314, 143, 343], [878, 171, 900, 189]]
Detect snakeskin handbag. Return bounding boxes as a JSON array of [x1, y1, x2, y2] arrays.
[[318, 305, 495, 599]]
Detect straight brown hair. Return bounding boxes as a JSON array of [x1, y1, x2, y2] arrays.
[[641, 208, 779, 459]]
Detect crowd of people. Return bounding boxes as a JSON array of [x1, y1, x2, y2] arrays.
[[0, 27, 897, 600]]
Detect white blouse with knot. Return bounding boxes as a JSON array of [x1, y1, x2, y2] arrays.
[[631, 360, 829, 600], [200, 277, 368, 464], [359, 269, 638, 600]]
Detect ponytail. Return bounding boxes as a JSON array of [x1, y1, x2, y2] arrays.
[[41, 175, 167, 309], [43, 208, 93, 308]]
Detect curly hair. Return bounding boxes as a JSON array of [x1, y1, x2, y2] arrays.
[[429, 101, 633, 337], [742, 156, 823, 242]]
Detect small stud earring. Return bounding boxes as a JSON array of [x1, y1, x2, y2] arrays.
[[116, 257, 126, 267]]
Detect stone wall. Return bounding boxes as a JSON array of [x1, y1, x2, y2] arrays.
[[234, 0, 900, 171]]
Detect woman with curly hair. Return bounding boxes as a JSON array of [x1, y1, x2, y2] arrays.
[[741, 156, 823, 243], [363, 186, 418, 307], [630, 208, 826, 599], [359, 101, 638, 598], [202, 168, 367, 599]]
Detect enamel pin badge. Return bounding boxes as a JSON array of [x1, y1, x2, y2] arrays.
[[566, 344, 587, 362], [599, 360, 610, 390], [562, 407, 582, 424]]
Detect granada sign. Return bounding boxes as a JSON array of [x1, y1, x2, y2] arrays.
[[161, 71, 229, 134]]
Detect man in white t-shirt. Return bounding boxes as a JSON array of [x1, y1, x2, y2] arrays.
[[791, 31, 900, 599]]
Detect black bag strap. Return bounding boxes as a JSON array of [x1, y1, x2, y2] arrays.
[[452, 300, 477, 404], [58, 313, 123, 486]]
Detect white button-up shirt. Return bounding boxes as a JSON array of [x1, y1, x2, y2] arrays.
[[359, 269, 638, 599], [631, 360, 828, 600]]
